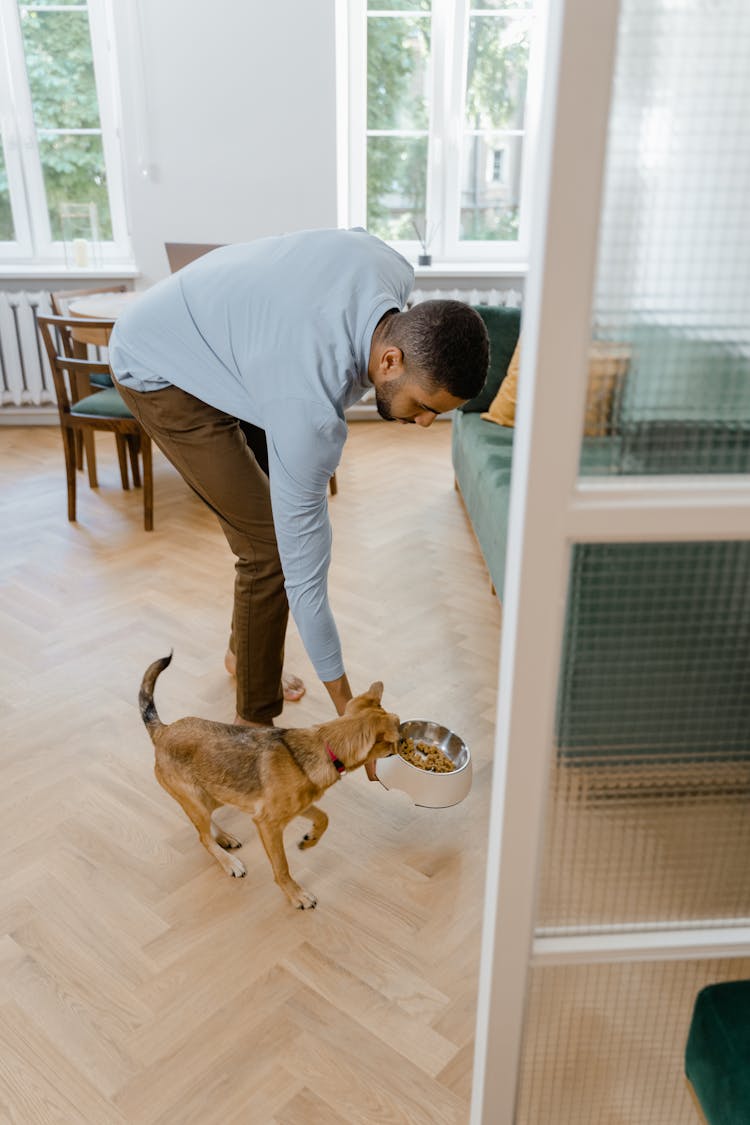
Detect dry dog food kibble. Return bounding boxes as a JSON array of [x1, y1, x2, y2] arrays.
[[398, 737, 455, 773]]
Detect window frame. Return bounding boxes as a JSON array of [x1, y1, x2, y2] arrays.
[[339, 0, 548, 267], [0, 0, 131, 266]]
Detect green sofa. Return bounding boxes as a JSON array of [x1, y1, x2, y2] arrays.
[[452, 306, 750, 772], [450, 306, 616, 595], [451, 305, 520, 598], [686, 982, 750, 1123]]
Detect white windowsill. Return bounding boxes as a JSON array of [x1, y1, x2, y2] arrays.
[[0, 265, 140, 281], [1, 260, 526, 283], [413, 262, 528, 279]]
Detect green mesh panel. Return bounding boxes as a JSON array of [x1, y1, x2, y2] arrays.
[[556, 541, 750, 763], [579, 0, 750, 476]]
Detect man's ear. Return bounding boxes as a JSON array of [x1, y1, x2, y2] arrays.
[[381, 345, 404, 379]]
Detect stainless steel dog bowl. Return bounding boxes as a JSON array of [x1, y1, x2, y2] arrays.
[[375, 720, 472, 808]]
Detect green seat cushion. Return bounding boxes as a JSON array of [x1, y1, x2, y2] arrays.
[[72, 388, 133, 419], [686, 981, 750, 1124], [90, 372, 114, 389], [460, 306, 521, 414]]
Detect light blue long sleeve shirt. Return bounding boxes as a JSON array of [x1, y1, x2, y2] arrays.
[[109, 227, 414, 681]]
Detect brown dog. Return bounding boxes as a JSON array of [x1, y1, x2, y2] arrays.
[[139, 654, 400, 908]]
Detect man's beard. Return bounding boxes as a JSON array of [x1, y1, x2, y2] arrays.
[[375, 376, 415, 422], [374, 383, 397, 421]]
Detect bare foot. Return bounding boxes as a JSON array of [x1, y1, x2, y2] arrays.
[[225, 649, 306, 703], [281, 672, 305, 702]]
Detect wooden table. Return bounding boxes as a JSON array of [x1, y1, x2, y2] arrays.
[[68, 290, 140, 349]]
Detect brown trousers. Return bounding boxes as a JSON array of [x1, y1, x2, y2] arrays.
[[115, 380, 287, 723]]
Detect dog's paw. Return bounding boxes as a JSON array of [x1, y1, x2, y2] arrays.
[[227, 855, 247, 878], [290, 887, 317, 909], [298, 833, 318, 851], [216, 831, 243, 850]]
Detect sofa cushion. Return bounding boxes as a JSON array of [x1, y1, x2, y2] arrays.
[[611, 324, 750, 474], [686, 981, 750, 1124], [452, 411, 514, 593], [481, 335, 630, 436], [482, 337, 520, 427], [460, 306, 521, 414]]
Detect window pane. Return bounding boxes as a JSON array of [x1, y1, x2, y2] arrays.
[[367, 135, 428, 241], [368, 16, 431, 131], [465, 14, 530, 131], [0, 141, 16, 241], [460, 133, 522, 241], [370, 1, 431, 10], [38, 133, 112, 240], [470, 1, 531, 9], [19, 7, 99, 130]]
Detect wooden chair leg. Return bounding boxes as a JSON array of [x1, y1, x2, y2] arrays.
[[62, 427, 77, 522], [329, 471, 338, 497], [82, 431, 98, 488], [70, 369, 85, 471], [114, 434, 130, 490], [141, 432, 154, 531], [127, 434, 142, 488]]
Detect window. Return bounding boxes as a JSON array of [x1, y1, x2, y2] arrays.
[[0, 0, 129, 264], [340, 0, 545, 264]]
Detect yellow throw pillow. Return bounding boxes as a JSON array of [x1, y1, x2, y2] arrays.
[[481, 337, 630, 435], [583, 342, 631, 436], [481, 338, 520, 427]]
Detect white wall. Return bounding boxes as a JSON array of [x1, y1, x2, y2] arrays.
[[112, 0, 339, 287]]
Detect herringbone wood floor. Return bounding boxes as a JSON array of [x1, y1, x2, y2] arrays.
[[0, 421, 500, 1124]]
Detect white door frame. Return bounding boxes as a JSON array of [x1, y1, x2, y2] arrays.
[[468, 0, 750, 1120]]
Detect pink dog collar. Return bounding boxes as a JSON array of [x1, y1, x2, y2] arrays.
[[326, 743, 346, 775]]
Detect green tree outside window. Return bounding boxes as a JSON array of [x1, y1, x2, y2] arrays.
[[18, 1, 112, 240], [0, 142, 15, 241]]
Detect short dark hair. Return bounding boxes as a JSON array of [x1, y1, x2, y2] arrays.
[[383, 300, 490, 400]]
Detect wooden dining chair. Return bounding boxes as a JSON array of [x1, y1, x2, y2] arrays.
[[50, 286, 128, 485], [37, 314, 154, 531]]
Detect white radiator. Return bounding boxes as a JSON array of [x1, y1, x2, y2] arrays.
[[410, 286, 523, 307], [0, 290, 55, 407]]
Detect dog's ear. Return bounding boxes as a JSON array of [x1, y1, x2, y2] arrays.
[[376, 711, 401, 744], [365, 681, 384, 703]]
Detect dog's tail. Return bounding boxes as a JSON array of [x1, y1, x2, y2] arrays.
[[139, 651, 173, 737]]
